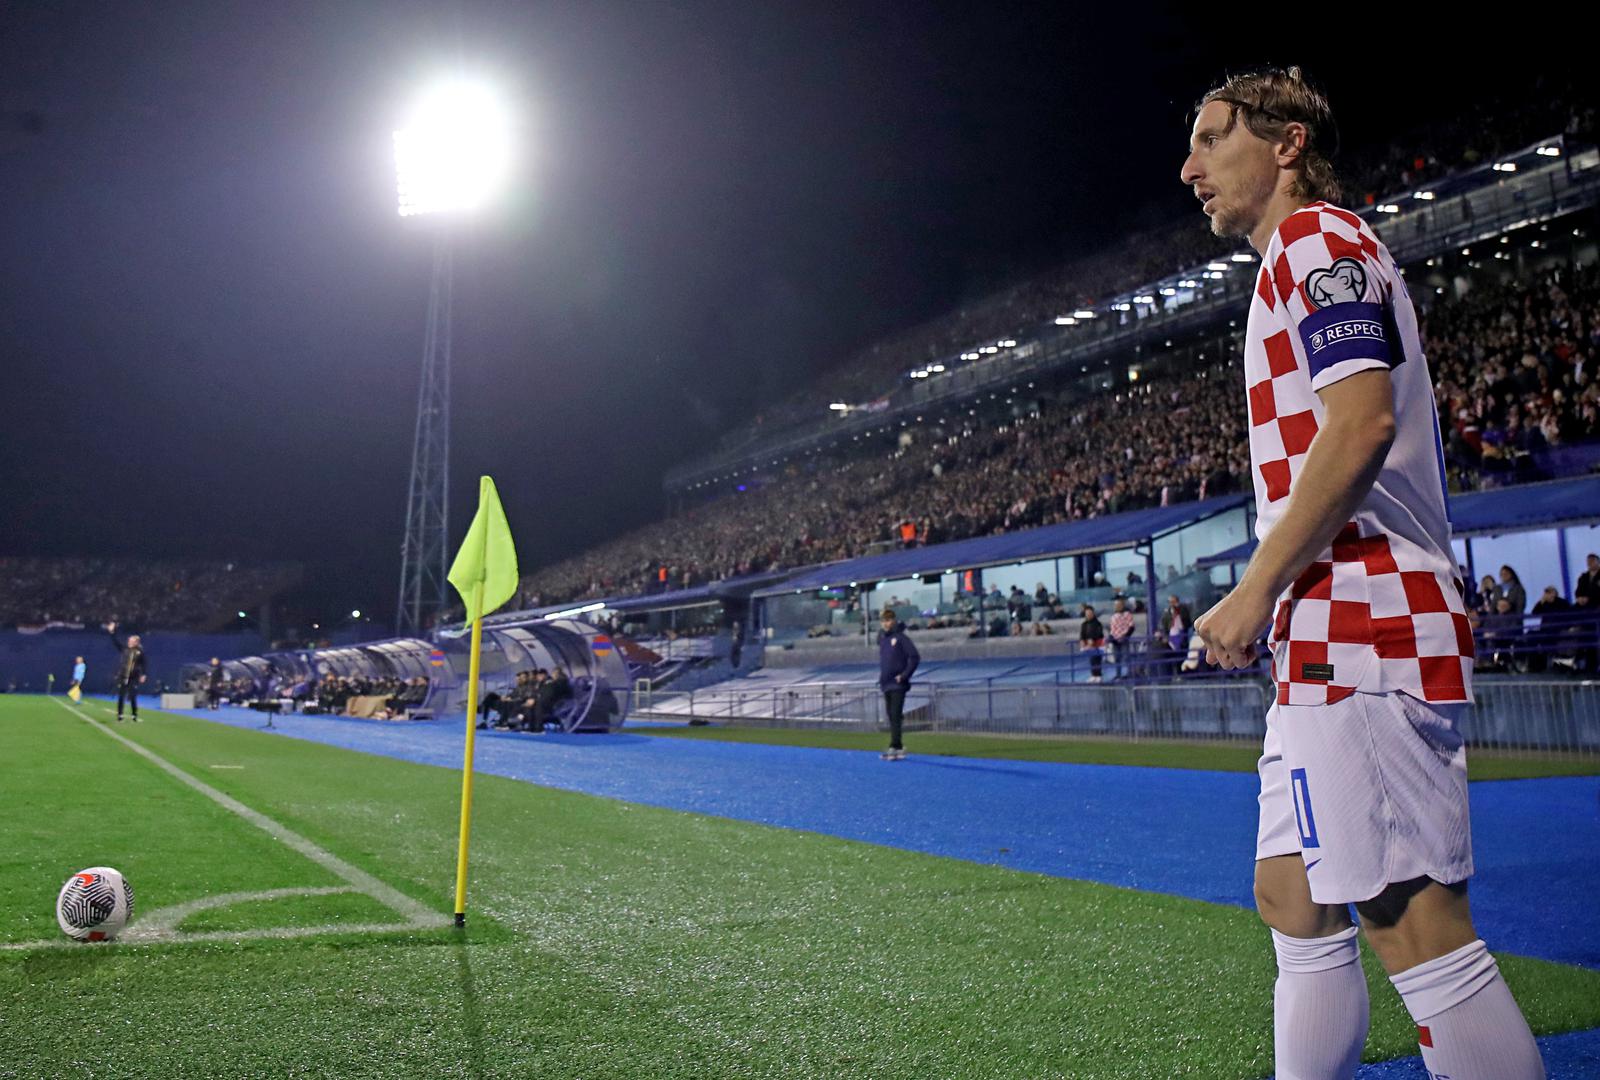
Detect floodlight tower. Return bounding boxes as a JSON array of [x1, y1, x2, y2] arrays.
[[393, 79, 512, 636]]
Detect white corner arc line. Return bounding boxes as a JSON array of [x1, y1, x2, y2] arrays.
[[49, 697, 447, 929], [127, 886, 360, 938]]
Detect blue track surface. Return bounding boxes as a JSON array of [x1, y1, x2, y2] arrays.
[[162, 702, 1600, 1076]]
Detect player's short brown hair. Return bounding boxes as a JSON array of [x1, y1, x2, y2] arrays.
[[880, 607, 898, 621], [1196, 66, 1341, 204]]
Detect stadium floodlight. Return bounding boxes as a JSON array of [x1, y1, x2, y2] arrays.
[[1072, 310, 1096, 320], [237, 611, 247, 619], [1230, 253, 1254, 262], [1206, 262, 1229, 271], [1053, 316, 1075, 326], [999, 339, 1017, 348], [1413, 191, 1435, 201], [1492, 162, 1517, 173], [829, 402, 848, 411], [1377, 204, 1400, 214], [351, 609, 362, 618], [394, 79, 513, 217], [1536, 145, 1561, 157]]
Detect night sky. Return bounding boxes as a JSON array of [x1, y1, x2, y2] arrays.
[[0, 4, 1579, 624]]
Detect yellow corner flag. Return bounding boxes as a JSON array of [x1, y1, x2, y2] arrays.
[[67, 684, 82, 703], [448, 475, 519, 928], [447, 475, 520, 624]]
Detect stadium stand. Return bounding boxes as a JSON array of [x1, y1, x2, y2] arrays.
[[0, 556, 302, 632], [522, 260, 1600, 605], [711, 80, 1595, 442]]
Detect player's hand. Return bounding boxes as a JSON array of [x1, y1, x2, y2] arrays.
[[1196, 586, 1274, 670], [104, 621, 116, 632], [139, 675, 147, 684]]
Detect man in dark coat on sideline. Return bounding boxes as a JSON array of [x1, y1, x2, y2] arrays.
[[104, 621, 147, 722], [877, 607, 920, 761], [207, 657, 225, 709]]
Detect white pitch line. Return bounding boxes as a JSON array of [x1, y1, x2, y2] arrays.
[[2, 920, 442, 953], [127, 885, 360, 938], [49, 697, 448, 931]]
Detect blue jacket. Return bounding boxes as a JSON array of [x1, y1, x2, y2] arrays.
[[878, 622, 920, 690]]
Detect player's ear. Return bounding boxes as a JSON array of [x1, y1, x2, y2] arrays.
[[1275, 122, 1308, 168]]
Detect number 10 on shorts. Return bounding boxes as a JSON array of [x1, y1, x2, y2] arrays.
[[1290, 767, 1321, 850]]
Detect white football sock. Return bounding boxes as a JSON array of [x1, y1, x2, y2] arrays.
[[1271, 925, 1369, 1080], [1390, 938, 1545, 1080]]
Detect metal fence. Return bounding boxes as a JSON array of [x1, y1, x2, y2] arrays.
[[629, 677, 1600, 756]]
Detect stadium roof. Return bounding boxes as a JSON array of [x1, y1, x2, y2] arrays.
[[1450, 475, 1600, 536], [1194, 475, 1600, 569], [753, 493, 1250, 597], [477, 569, 795, 626]]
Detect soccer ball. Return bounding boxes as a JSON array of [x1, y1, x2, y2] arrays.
[[56, 866, 134, 942]]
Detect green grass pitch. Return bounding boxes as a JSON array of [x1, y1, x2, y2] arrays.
[[3, 695, 1597, 1078]]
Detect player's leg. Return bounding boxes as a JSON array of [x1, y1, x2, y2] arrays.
[[115, 682, 127, 720], [881, 689, 905, 757], [1349, 698, 1544, 1078], [1256, 705, 1369, 1079]]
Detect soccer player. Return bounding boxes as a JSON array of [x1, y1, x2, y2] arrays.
[[103, 621, 147, 722], [1182, 68, 1544, 1079]]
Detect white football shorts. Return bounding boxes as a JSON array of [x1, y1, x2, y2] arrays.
[[1256, 690, 1473, 905]]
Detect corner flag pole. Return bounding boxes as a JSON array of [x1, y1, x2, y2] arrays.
[[453, 586, 485, 928], [446, 475, 518, 930]]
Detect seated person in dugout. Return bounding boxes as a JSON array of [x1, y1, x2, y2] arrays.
[[481, 670, 533, 730]]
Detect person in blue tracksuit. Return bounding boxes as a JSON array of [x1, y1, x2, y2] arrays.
[[877, 607, 920, 761]]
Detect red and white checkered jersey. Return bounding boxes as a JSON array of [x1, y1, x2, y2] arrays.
[[1243, 201, 1473, 706]]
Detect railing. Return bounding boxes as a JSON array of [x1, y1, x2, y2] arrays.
[[630, 675, 1600, 756], [633, 685, 885, 728], [1474, 609, 1600, 676]]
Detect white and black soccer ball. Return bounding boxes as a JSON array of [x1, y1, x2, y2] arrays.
[[56, 866, 134, 942]]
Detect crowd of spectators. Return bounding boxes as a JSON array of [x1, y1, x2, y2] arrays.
[[1470, 556, 1600, 673], [1433, 264, 1600, 489], [524, 259, 1600, 606], [0, 556, 301, 632]]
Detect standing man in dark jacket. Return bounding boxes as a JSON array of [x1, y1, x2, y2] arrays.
[[104, 622, 147, 722], [206, 657, 225, 709], [877, 607, 920, 761]]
